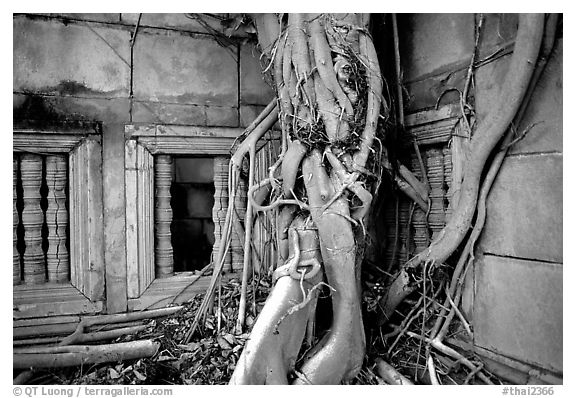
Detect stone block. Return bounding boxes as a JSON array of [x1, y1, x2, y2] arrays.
[[473, 254, 562, 373], [133, 31, 238, 106], [510, 39, 563, 155], [132, 101, 207, 125], [480, 153, 562, 263], [240, 43, 275, 105], [205, 106, 239, 127], [174, 158, 214, 184], [400, 13, 474, 82], [239, 104, 265, 127], [474, 53, 512, 120], [13, 16, 130, 98]]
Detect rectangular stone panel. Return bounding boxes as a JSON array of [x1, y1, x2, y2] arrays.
[[510, 39, 563, 155], [473, 254, 562, 373], [132, 101, 207, 125], [480, 153, 562, 263], [13, 17, 130, 98], [133, 30, 238, 107], [240, 44, 276, 105], [205, 106, 239, 127], [399, 13, 474, 82]]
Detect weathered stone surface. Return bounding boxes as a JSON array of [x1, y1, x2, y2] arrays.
[[510, 39, 563, 155], [45, 13, 121, 23], [479, 153, 562, 263], [400, 13, 474, 82], [240, 44, 275, 105], [13, 93, 131, 123], [474, 53, 512, 120], [473, 254, 562, 373], [133, 31, 238, 106], [103, 122, 128, 313], [132, 101, 207, 125], [121, 13, 226, 34], [239, 104, 265, 127], [205, 106, 238, 127], [174, 158, 214, 184], [13, 16, 130, 98]]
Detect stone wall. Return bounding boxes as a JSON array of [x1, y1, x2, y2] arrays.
[[13, 13, 275, 313], [397, 13, 562, 379]]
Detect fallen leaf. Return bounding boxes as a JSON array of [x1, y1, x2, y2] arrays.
[[222, 333, 237, 345], [133, 369, 146, 381], [216, 335, 232, 349], [109, 368, 120, 379]]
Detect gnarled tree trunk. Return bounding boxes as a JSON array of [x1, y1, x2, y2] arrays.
[[230, 13, 385, 384]]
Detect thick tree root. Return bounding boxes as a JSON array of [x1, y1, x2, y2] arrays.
[[293, 150, 365, 384], [380, 14, 546, 319], [230, 216, 323, 384], [227, 13, 383, 385]]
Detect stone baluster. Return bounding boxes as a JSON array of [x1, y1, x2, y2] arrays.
[[383, 199, 398, 271], [212, 157, 232, 270], [410, 153, 430, 255], [46, 155, 69, 282], [20, 154, 45, 284], [443, 146, 453, 222], [426, 148, 446, 239], [398, 200, 411, 263], [155, 155, 174, 277], [13, 156, 21, 285], [231, 176, 247, 272]]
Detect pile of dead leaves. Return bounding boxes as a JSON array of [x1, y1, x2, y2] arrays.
[[22, 276, 271, 385]]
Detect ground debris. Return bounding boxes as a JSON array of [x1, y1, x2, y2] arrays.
[[15, 277, 270, 385]]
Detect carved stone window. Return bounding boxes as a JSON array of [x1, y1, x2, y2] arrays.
[[13, 127, 104, 319], [124, 125, 275, 310]]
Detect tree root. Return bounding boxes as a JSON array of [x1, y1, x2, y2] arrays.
[[380, 14, 546, 320], [375, 358, 414, 385]]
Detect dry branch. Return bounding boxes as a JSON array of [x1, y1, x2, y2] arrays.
[[59, 306, 183, 346], [14, 340, 160, 369]]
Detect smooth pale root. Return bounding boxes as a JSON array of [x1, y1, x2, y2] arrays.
[[293, 150, 365, 384], [229, 14, 380, 384], [381, 13, 546, 318]]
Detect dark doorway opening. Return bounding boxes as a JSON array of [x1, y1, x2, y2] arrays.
[[170, 156, 215, 272]]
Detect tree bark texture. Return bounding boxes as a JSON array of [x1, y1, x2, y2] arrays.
[[230, 13, 384, 384]]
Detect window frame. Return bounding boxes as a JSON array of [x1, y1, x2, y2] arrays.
[[13, 127, 105, 319], [124, 124, 258, 310]]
